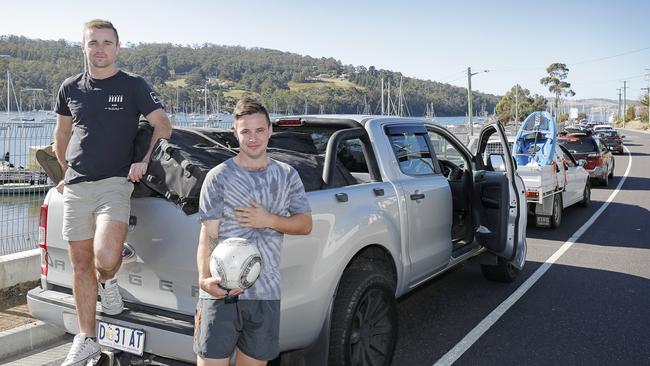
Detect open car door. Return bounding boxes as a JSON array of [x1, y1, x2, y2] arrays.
[[473, 123, 527, 269]]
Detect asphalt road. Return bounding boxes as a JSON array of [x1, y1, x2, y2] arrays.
[[7, 130, 649, 366], [393, 129, 650, 365]]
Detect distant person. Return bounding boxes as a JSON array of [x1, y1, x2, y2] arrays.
[[194, 97, 312, 366], [54, 19, 172, 366]]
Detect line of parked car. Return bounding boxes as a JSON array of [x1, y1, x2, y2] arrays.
[[561, 121, 623, 186]]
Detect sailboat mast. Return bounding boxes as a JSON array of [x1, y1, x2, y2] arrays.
[[6, 71, 10, 118], [381, 78, 385, 115]]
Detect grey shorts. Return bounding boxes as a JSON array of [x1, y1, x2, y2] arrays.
[[62, 177, 134, 241], [193, 298, 280, 361]]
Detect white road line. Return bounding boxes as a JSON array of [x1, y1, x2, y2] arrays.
[[434, 145, 633, 366]]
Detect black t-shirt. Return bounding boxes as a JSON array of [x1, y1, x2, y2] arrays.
[[55, 71, 164, 184]]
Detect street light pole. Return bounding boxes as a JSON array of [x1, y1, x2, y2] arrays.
[[467, 67, 488, 136]]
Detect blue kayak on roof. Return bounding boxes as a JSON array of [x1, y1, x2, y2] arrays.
[[512, 111, 557, 166]]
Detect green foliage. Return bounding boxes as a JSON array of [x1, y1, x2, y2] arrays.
[[557, 114, 569, 123], [495, 85, 547, 124], [540, 63, 575, 115], [0, 35, 499, 116], [625, 105, 636, 121]]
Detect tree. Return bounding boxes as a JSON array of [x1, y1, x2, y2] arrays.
[[640, 94, 649, 123], [495, 84, 547, 124], [626, 105, 636, 121], [540, 63, 575, 116]]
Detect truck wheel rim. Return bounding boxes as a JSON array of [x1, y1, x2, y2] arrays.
[[349, 287, 393, 365]]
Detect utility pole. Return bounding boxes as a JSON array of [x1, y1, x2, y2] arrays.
[[642, 87, 650, 124], [645, 69, 650, 124], [514, 85, 519, 126], [622, 81, 628, 128], [467, 67, 474, 136], [617, 88, 622, 120], [467, 67, 489, 136]]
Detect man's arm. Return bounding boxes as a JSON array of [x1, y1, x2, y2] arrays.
[[128, 108, 172, 182], [235, 200, 313, 235], [53, 114, 73, 192], [196, 219, 243, 298]]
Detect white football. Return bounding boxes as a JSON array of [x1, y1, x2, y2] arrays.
[[210, 237, 262, 290]]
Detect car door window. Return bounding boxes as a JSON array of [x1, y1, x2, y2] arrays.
[[388, 132, 437, 176], [428, 131, 467, 179]]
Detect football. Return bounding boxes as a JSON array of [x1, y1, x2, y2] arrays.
[[210, 237, 262, 290]]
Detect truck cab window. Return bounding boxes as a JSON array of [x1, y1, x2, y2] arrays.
[[389, 133, 436, 176]]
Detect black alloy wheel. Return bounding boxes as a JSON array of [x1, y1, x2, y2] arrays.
[[329, 270, 397, 366]]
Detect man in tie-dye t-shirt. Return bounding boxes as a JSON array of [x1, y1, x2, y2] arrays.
[[193, 97, 312, 366]]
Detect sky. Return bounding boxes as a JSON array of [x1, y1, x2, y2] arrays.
[[2, 0, 649, 101]]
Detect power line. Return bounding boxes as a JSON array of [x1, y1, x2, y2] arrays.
[[439, 69, 467, 83], [569, 46, 650, 66], [571, 73, 647, 86], [488, 45, 650, 73]]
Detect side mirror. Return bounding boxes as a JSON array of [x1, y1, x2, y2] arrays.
[[489, 154, 506, 172], [578, 159, 587, 167]]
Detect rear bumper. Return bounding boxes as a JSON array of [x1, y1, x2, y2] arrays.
[[27, 286, 196, 363], [586, 166, 606, 179]]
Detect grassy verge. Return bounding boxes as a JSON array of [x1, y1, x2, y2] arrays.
[[289, 77, 361, 91]]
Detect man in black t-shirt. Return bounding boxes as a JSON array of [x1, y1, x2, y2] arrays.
[[55, 19, 172, 366]]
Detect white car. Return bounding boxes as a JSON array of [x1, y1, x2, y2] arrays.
[[593, 124, 616, 133]]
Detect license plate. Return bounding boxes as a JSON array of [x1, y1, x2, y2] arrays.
[[97, 321, 145, 356], [536, 216, 551, 227]]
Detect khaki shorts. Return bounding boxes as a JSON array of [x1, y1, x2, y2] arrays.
[[62, 177, 134, 241]]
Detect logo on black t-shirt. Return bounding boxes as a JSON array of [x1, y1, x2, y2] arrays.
[[150, 92, 161, 104], [106, 94, 124, 111]]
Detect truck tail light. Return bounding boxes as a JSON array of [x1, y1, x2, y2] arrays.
[[38, 204, 48, 277], [526, 190, 539, 200]]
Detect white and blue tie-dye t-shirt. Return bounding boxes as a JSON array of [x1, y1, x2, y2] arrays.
[[198, 158, 311, 300]]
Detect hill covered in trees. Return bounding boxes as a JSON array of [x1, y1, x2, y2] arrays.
[[0, 35, 499, 116]]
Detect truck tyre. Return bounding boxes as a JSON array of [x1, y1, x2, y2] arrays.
[[578, 182, 590, 207], [550, 194, 562, 228], [481, 258, 521, 283], [600, 173, 609, 187], [329, 270, 397, 366]]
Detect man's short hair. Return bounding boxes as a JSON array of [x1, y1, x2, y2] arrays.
[[83, 19, 119, 44], [233, 97, 270, 126]]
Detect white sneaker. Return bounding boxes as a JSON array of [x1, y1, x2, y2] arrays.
[[98, 278, 124, 315], [61, 333, 101, 366]]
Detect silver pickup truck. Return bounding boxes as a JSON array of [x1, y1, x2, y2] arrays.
[[28, 115, 527, 365]]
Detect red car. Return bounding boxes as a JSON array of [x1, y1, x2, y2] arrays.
[[558, 133, 615, 186], [594, 130, 624, 154]]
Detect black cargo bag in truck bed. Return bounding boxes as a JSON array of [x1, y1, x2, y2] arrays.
[[138, 124, 356, 215]]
